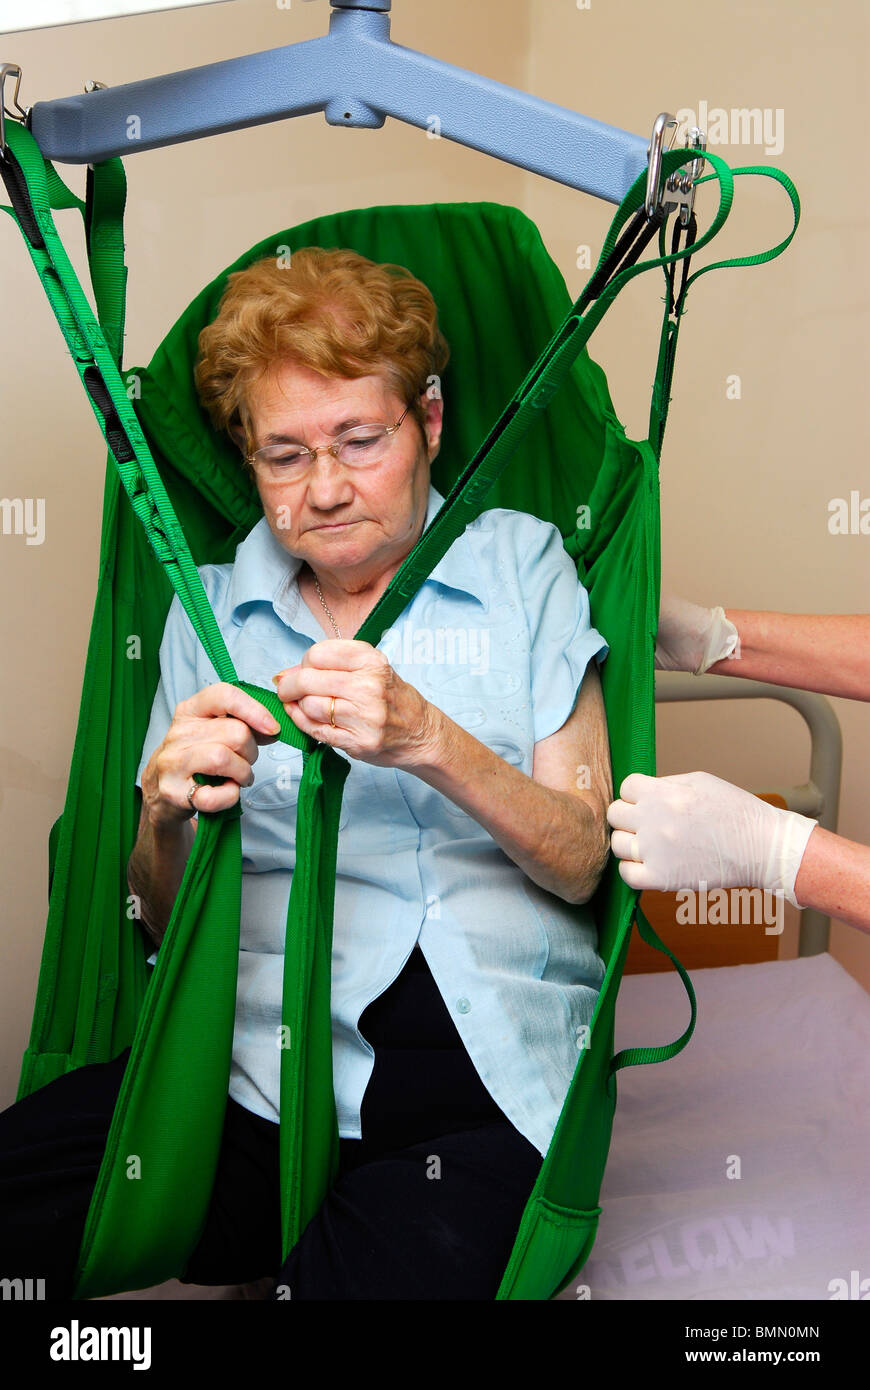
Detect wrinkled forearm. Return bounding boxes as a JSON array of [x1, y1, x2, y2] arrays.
[[401, 704, 610, 904], [126, 801, 195, 948]]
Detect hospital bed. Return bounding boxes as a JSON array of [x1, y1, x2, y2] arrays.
[[560, 672, 870, 1301]]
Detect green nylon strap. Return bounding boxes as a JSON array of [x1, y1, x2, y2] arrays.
[[648, 214, 697, 457], [608, 160, 802, 1063], [74, 800, 245, 1295], [72, 681, 351, 1293], [354, 151, 799, 647], [83, 158, 129, 367], [682, 163, 800, 287], [609, 904, 698, 1073], [232, 683, 351, 1256], [0, 121, 244, 698], [648, 162, 800, 454], [276, 723, 349, 1255], [5, 146, 131, 1078]]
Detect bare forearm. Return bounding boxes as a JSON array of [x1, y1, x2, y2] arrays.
[[407, 706, 609, 904], [793, 826, 870, 935], [708, 612, 870, 701], [127, 804, 195, 948]]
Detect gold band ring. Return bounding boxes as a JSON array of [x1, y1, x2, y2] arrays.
[[329, 696, 336, 728]]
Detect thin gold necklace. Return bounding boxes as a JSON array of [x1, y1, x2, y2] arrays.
[[312, 573, 342, 638]]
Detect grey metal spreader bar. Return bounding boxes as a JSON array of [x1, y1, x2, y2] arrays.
[[26, 0, 649, 205]]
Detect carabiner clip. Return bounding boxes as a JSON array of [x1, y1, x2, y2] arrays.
[[644, 112, 679, 219], [0, 63, 28, 158]]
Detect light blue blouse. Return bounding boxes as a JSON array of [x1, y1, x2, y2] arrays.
[[136, 482, 609, 1156]]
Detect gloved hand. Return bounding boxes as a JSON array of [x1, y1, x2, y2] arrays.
[[607, 770, 818, 907], [655, 596, 740, 674]]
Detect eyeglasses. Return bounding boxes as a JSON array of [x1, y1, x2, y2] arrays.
[[245, 403, 413, 481]]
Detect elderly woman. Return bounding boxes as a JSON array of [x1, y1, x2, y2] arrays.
[[0, 247, 612, 1301]]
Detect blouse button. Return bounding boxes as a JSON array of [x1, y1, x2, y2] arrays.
[[456, 997, 471, 1014]]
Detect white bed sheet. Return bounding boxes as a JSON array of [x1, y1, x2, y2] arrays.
[[555, 953, 870, 1301]]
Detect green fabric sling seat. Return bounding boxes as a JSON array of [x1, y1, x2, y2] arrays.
[[1, 117, 799, 1299]]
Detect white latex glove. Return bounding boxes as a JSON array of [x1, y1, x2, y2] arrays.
[[655, 596, 740, 674], [607, 770, 817, 907]]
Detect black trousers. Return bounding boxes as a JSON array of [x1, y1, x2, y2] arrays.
[[0, 947, 543, 1300]]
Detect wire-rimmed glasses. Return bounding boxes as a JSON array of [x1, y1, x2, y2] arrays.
[[245, 403, 413, 482]]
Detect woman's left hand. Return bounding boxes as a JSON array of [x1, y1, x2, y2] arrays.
[[272, 639, 440, 768]]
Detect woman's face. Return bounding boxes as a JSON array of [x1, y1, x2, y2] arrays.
[[244, 361, 443, 584]]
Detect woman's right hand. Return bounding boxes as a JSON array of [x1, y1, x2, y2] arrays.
[[140, 683, 282, 827]]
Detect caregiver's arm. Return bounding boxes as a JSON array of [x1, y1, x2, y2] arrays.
[[656, 597, 870, 701], [792, 826, 870, 936], [275, 641, 611, 905], [608, 770, 870, 936], [708, 611, 870, 701]]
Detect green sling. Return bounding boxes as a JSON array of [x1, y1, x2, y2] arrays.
[[0, 117, 799, 1299]]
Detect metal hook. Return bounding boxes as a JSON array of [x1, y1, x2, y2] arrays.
[[662, 126, 708, 228], [644, 112, 679, 219], [0, 62, 27, 157]]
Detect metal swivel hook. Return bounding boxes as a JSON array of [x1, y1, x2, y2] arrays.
[[0, 62, 28, 156]]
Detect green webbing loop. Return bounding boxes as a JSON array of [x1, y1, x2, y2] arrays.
[[683, 163, 800, 287], [277, 738, 350, 1255], [189, 682, 312, 796], [84, 158, 129, 366], [234, 681, 311, 754], [609, 904, 698, 1074]]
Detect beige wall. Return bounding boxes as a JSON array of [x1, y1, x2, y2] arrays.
[[518, 0, 870, 993], [1, 0, 867, 1109]]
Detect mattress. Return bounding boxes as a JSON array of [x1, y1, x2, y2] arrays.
[[555, 952, 870, 1301]]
